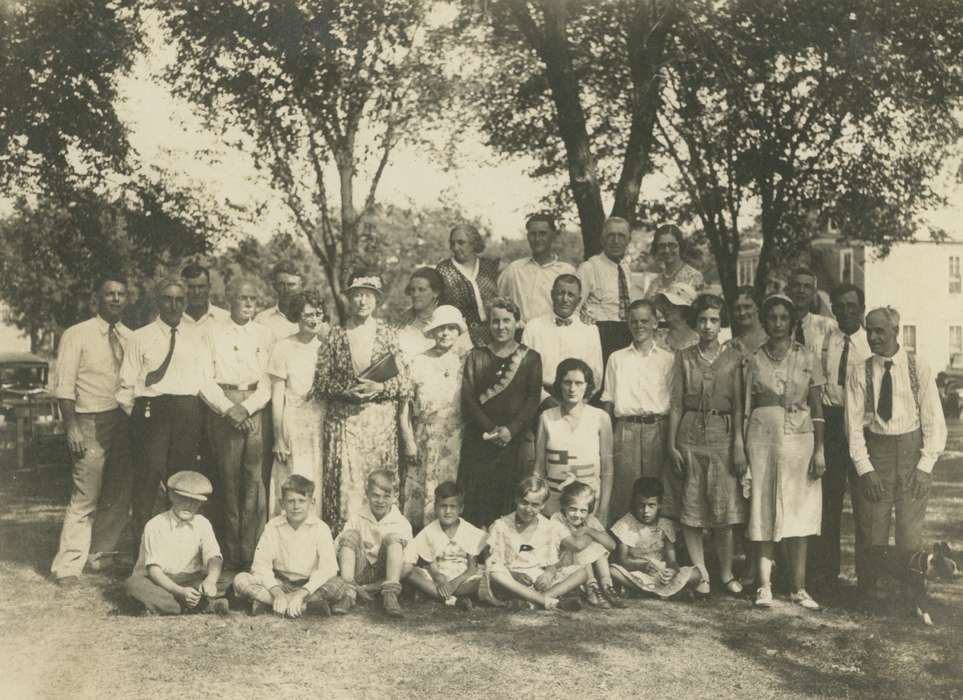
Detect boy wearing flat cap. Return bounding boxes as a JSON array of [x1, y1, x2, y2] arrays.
[[125, 471, 233, 615]]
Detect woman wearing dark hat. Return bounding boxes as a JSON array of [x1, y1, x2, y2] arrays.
[[742, 294, 826, 611], [312, 271, 411, 534], [436, 223, 500, 348], [644, 223, 705, 300]]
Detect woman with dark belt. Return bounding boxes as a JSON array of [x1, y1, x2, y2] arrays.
[[436, 223, 500, 347], [668, 294, 748, 596]]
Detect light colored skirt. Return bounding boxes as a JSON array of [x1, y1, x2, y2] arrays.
[[746, 407, 821, 541], [269, 399, 325, 517]]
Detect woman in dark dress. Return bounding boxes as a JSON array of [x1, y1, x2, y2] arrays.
[[458, 298, 542, 527], [436, 223, 500, 347]]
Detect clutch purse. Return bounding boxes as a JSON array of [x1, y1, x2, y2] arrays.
[[357, 352, 400, 383]]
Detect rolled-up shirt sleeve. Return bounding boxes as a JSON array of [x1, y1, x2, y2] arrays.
[[916, 363, 947, 473], [845, 362, 873, 476], [51, 327, 81, 401]]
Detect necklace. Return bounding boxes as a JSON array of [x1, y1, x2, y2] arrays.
[[763, 342, 790, 364], [697, 343, 720, 364]]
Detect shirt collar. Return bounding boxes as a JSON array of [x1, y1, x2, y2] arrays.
[[164, 510, 195, 529], [874, 346, 905, 366], [528, 255, 559, 268], [451, 257, 479, 279], [361, 504, 402, 524], [94, 315, 111, 334], [153, 318, 179, 335], [279, 514, 321, 531], [628, 340, 660, 357]]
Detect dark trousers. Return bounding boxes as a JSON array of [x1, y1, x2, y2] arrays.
[[807, 407, 859, 585], [206, 391, 269, 569], [852, 429, 928, 589], [597, 320, 631, 376], [130, 396, 203, 540], [125, 569, 234, 615]]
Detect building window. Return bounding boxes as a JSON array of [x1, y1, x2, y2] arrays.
[[902, 325, 917, 354], [738, 257, 757, 286], [839, 248, 854, 284], [950, 325, 963, 356], [950, 256, 961, 294]]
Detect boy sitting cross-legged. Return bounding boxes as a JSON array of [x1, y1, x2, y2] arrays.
[[402, 481, 487, 610], [233, 475, 349, 618], [334, 470, 412, 618], [125, 471, 233, 615]]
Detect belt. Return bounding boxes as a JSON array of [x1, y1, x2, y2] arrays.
[[683, 408, 730, 416], [219, 382, 259, 392], [752, 396, 785, 409], [618, 414, 667, 424]]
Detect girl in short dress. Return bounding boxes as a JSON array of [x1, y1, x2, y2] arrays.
[[534, 358, 614, 523], [609, 477, 702, 598]]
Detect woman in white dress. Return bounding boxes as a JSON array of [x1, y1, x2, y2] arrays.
[[268, 290, 328, 515], [399, 305, 468, 530]]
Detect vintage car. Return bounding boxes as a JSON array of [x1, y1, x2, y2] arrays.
[[0, 352, 67, 470]]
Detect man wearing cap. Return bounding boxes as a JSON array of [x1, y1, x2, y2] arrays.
[[521, 274, 603, 405], [118, 277, 208, 540], [808, 283, 871, 592], [788, 266, 838, 354], [601, 299, 676, 524], [50, 274, 133, 585], [497, 214, 576, 327], [845, 306, 946, 601], [254, 260, 304, 340], [125, 471, 232, 615], [200, 277, 275, 570], [577, 217, 644, 368], [179, 262, 230, 331]]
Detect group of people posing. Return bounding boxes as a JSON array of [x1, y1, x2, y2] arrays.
[[49, 214, 947, 619]]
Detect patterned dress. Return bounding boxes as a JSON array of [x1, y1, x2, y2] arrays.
[[609, 514, 698, 598], [404, 349, 465, 530], [312, 318, 411, 535], [458, 344, 542, 528], [267, 336, 325, 516], [744, 343, 825, 541], [644, 262, 705, 299], [436, 257, 500, 348]]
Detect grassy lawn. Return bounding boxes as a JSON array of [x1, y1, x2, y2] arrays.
[[2, 427, 963, 699]]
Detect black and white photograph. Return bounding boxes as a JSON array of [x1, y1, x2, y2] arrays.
[[1, 1, 962, 697]]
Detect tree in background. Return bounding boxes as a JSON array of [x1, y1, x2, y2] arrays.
[[458, 0, 963, 303], [453, 0, 677, 257], [0, 183, 213, 353], [156, 0, 449, 322]]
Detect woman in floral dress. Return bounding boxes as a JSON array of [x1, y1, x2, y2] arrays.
[[399, 305, 468, 530], [312, 272, 411, 534]]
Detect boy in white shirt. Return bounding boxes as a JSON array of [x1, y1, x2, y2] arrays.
[[233, 475, 348, 617], [334, 470, 413, 618], [402, 481, 487, 609]]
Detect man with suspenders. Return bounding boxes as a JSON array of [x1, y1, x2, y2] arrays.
[[845, 307, 946, 600]]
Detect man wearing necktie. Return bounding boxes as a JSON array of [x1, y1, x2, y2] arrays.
[[807, 284, 871, 592], [788, 266, 838, 355], [199, 278, 275, 570], [521, 274, 604, 408], [845, 306, 946, 602], [50, 275, 133, 585], [576, 217, 639, 372], [118, 278, 207, 540]]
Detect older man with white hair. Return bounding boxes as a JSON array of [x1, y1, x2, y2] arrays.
[[118, 277, 208, 539], [845, 305, 946, 601], [200, 277, 275, 570]]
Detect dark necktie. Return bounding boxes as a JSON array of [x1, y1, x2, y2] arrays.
[[837, 336, 850, 386], [617, 264, 630, 321], [555, 316, 573, 327], [145, 326, 177, 387], [107, 322, 124, 370], [795, 321, 806, 346], [877, 359, 893, 421]]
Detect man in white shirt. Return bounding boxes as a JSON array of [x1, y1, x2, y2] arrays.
[[521, 274, 603, 405], [497, 214, 576, 326], [118, 277, 207, 539], [601, 299, 676, 524], [845, 306, 946, 599], [577, 217, 644, 369], [808, 283, 871, 592], [50, 275, 133, 584], [789, 266, 838, 353], [200, 277, 275, 569], [179, 263, 230, 331], [254, 260, 303, 340]]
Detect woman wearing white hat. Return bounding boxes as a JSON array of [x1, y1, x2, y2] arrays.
[[399, 305, 468, 529], [654, 282, 700, 352], [312, 271, 411, 534]]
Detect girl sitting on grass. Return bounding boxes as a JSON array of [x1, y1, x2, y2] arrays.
[[551, 481, 625, 609], [610, 477, 702, 599], [485, 476, 586, 611]]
